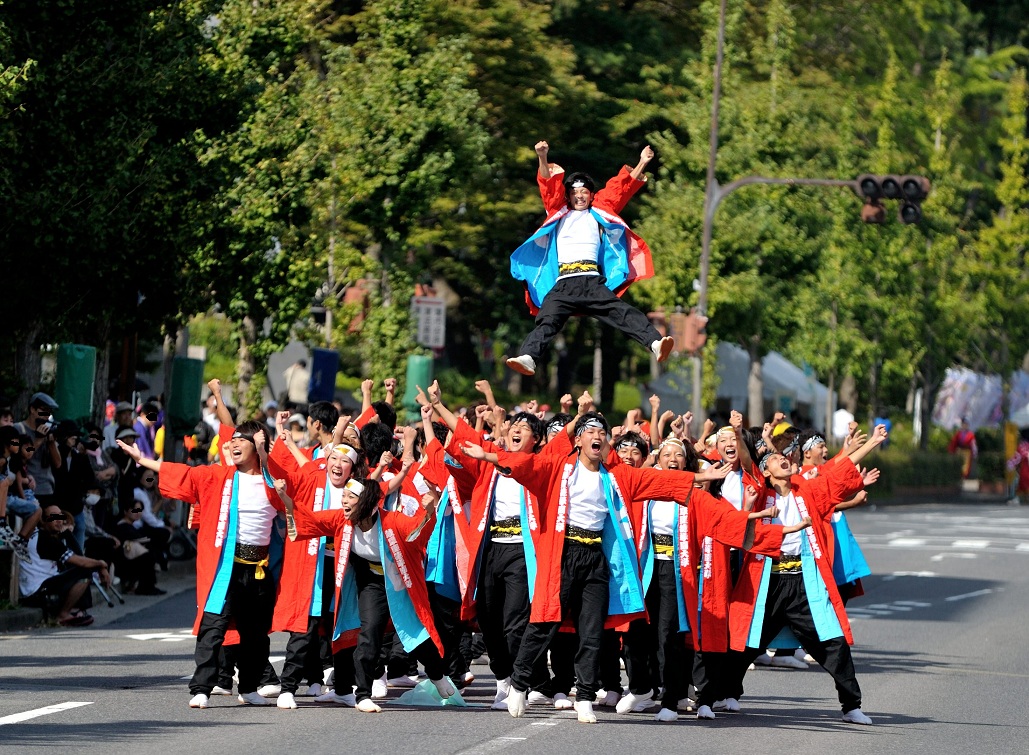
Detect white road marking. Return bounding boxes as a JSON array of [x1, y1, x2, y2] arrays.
[[0, 702, 93, 726], [894, 600, 932, 608], [882, 571, 936, 581], [945, 589, 994, 602], [930, 552, 978, 561], [888, 538, 927, 547], [1017, 543, 1029, 552], [951, 539, 990, 549], [126, 630, 194, 641]]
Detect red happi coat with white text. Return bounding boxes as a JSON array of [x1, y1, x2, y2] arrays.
[[159, 462, 284, 635], [728, 458, 865, 651]]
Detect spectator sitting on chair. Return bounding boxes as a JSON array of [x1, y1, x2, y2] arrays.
[[131, 467, 172, 570], [19, 504, 111, 626]]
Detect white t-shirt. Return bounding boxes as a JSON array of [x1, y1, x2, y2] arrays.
[[556, 210, 601, 276], [19, 531, 60, 596], [492, 475, 523, 543], [770, 491, 803, 556], [721, 468, 744, 511], [321, 482, 346, 555], [649, 499, 676, 537], [566, 465, 607, 532], [235, 473, 276, 546], [351, 520, 381, 562]]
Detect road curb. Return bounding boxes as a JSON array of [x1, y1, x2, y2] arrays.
[[0, 606, 44, 632]]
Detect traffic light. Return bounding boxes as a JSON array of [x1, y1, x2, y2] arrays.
[[856, 174, 931, 224]]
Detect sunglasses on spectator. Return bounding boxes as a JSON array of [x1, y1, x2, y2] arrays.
[[44, 514, 66, 522], [88, 434, 102, 441], [23, 446, 35, 454], [145, 412, 158, 422], [142, 477, 155, 483], [7, 440, 20, 447], [128, 507, 144, 514], [35, 407, 51, 415]]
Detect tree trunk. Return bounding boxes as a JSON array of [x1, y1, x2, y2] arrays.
[[92, 323, 112, 427], [840, 373, 858, 415], [14, 322, 43, 416], [747, 338, 763, 425], [824, 369, 835, 438], [236, 315, 257, 419]]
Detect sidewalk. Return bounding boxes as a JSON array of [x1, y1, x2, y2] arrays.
[[0, 558, 196, 633]]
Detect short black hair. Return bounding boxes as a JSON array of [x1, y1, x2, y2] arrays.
[[234, 419, 270, 452], [614, 431, 649, 455], [0, 425, 19, 446], [509, 412, 545, 452], [564, 171, 598, 198], [371, 400, 397, 431], [360, 422, 395, 466], [307, 401, 339, 433]]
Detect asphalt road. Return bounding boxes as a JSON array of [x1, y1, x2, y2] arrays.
[[2, 503, 1027, 754]]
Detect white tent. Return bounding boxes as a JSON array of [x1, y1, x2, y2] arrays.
[[647, 342, 835, 429]]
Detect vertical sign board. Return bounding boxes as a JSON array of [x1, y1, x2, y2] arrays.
[[308, 348, 340, 404], [411, 296, 446, 349], [55, 344, 96, 424]]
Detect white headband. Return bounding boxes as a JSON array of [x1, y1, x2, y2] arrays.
[[331, 444, 360, 465], [802, 435, 826, 453], [344, 479, 365, 497], [572, 179, 586, 188]]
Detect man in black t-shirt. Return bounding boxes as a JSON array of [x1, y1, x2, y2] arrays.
[[19, 504, 110, 626]]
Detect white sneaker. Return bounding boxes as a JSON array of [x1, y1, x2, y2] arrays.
[[574, 700, 598, 724], [491, 678, 511, 710], [655, 708, 678, 722], [752, 651, 773, 666], [257, 684, 281, 697], [276, 692, 297, 710], [712, 697, 740, 712], [462, 671, 475, 684], [506, 355, 536, 377], [188, 693, 209, 709], [507, 688, 527, 718], [314, 689, 356, 706], [796, 649, 816, 664], [769, 653, 808, 670], [616, 690, 652, 714], [696, 705, 716, 720], [387, 675, 419, 688], [371, 677, 388, 699], [527, 690, 552, 705], [595, 689, 620, 707], [356, 698, 382, 713], [651, 337, 674, 362], [323, 668, 334, 687], [305, 682, 323, 697], [432, 677, 456, 699], [553, 692, 573, 710], [238, 692, 273, 706], [210, 685, 233, 696], [677, 697, 696, 712], [842, 708, 873, 725], [634, 698, 659, 712]]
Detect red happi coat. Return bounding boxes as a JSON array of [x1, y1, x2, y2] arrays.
[[443, 421, 560, 620], [674, 489, 782, 652], [290, 499, 444, 655], [494, 448, 697, 625], [158, 461, 284, 635], [728, 458, 865, 651]]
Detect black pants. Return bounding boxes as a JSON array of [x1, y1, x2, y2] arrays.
[[624, 558, 690, 709], [510, 541, 608, 699], [217, 646, 279, 690], [350, 555, 446, 702], [279, 555, 335, 694], [190, 562, 275, 695], [597, 629, 624, 694], [519, 275, 662, 362], [693, 651, 742, 707], [21, 567, 93, 612], [375, 631, 414, 679], [427, 582, 467, 680], [478, 541, 532, 682], [743, 573, 862, 712]]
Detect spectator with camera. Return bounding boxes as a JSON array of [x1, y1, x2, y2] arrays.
[[13, 392, 61, 507], [19, 503, 111, 627]]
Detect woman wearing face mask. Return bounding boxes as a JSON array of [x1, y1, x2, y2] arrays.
[[130, 467, 173, 570], [277, 477, 456, 713], [82, 422, 119, 530]]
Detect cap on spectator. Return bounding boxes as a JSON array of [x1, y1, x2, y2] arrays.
[[116, 427, 140, 440], [287, 413, 306, 429], [115, 401, 134, 413], [29, 392, 59, 410], [264, 400, 278, 411]]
